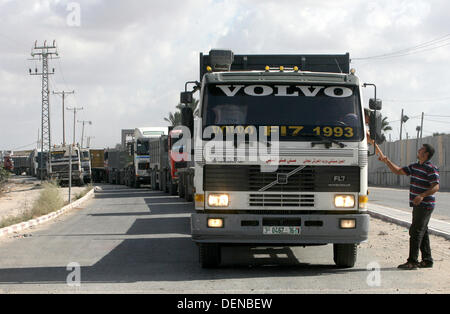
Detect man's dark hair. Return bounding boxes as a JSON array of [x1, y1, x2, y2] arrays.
[[423, 144, 435, 160]]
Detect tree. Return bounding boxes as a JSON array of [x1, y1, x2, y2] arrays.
[[381, 117, 392, 133], [164, 99, 199, 126], [164, 111, 181, 126]]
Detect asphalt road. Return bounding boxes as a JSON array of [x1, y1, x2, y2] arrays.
[[369, 186, 450, 221], [0, 184, 449, 294]]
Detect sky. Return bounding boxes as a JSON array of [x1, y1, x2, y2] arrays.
[[1, 0, 450, 151]]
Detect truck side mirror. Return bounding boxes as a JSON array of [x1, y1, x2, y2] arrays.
[[180, 92, 193, 104], [369, 98, 382, 110], [369, 111, 385, 144]]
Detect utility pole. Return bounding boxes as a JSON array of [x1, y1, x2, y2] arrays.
[[399, 109, 409, 141], [53, 90, 75, 146], [66, 107, 84, 145], [86, 136, 95, 148], [29, 40, 58, 181], [66, 106, 83, 205], [420, 112, 424, 139], [77, 120, 92, 148], [416, 126, 421, 152]]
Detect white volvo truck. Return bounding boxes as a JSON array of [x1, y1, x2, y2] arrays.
[[178, 50, 383, 268], [126, 127, 168, 188]]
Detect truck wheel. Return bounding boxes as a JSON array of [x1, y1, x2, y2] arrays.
[[185, 182, 193, 202], [333, 244, 357, 268], [159, 171, 164, 191], [151, 170, 157, 190], [169, 177, 178, 196], [178, 176, 185, 198], [161, 171, 168, 193], [199, 243, 221, 268]]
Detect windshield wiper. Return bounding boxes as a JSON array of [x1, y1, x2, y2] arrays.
[[303, 134, 347, 149]]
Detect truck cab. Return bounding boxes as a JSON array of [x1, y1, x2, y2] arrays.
[[49, 145, 84, 186], [131, 127, 168, 188], [181, 50, 384, 268], [81, 149, 92, 184]]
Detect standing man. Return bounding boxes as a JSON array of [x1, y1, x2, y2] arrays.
[[378, 144, 440, 270]]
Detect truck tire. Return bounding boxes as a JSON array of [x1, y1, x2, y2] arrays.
[[199, 243, 221, 268], [178, 175, 185, 198], [159, 171, 164, 191], [151, 170, 158, 190], [168, 176, 178, 196], [161, 170, 168, 193], [185, 180, 193, 202], [333, 244, 357, 268]]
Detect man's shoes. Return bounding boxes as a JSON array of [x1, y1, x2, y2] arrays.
[[397, 261, 418, 270], [418, 260, 433, 268]]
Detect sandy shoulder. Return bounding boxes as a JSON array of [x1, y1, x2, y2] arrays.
[[362, 216, 450, 292], [0, 176, 86, 223]]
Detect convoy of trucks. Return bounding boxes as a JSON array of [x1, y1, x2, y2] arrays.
[[101, 49, 383, 269], [3, 48, 384, 270]]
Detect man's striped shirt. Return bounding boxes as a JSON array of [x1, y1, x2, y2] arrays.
[[402, 160, 440, 210]]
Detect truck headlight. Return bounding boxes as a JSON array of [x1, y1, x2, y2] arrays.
[[334, 195, 355, 208], [208, 194, 229, 207], [207, 218, 224, 228], [340, 219, 356, 229]]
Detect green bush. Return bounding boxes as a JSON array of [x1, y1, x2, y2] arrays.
[[0, 181, 67, 229], [75, 184, 93, 200], [0, 166, 9, 184], [30, 181, 64, 217]]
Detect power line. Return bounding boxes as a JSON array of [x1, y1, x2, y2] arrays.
[[384, 96, 450, 103], [13, 141, 39, 151], [425, 114, 450, 118], [353, 33, 450, 61], [423, 118, 450, 124]]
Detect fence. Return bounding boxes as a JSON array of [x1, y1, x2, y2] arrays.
[[368, 134, 450, 190]]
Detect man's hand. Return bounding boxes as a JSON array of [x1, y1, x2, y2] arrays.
[[413, 195, 424, 206]]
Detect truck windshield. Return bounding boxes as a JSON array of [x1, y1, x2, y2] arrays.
[[203, 84, 364, 141], [51, 150, 79, 160], [82, 151, 90, 161], [136, 140, 149, 155]]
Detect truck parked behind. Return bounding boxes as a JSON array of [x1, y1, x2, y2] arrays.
[[49, 145, 84, 186], [123, 127, 168, 188], [11, 150, 33, 176], [90, 149, 106, 183], [81, 149, 92, 184]]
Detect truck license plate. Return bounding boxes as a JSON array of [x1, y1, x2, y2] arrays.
[[263, 226, 301, 235]]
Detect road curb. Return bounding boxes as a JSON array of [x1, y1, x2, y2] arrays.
[[0, 187, 95, 238], [368, 209, 450, 241]]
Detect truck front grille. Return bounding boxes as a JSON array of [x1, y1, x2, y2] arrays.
[[249, 194, 315, 208], [51, 164, 79, 172], [204, 165, 359, 192]]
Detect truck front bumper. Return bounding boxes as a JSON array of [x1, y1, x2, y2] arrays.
[[136, 175, 150, 184], [191, 213, 369, 245], [50, 172, 82, 182]]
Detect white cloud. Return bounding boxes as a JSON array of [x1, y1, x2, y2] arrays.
[[0, 0, 449, 150]]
